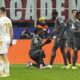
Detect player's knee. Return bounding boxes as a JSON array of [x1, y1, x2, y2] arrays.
[[2, 54, 9, 63]]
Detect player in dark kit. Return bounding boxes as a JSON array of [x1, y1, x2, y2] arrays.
[[26, 29, 51, 69], [45, 10, 67, 69], [65, 9, 78, 69], [71, 11, 80, 69]]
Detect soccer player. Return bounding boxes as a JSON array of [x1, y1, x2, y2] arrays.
[[45, 10, 67, 69], [26, 29, 51, 69], [0, 7, 13, 77], [65, 9, 78, 69], [72, 11, 80, 69], [36, 17, 49, 38]]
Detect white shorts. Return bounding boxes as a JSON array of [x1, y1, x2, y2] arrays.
[[0, 42, 10, 54]]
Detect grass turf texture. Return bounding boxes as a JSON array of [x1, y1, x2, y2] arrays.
[[1, 64, 80, 80]]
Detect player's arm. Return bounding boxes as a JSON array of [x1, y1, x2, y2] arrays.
[[57, 17, 67, 30], [33, 37, 51, 49], [75, 21, 80, 31], [9, 22, 13, 45], [58, 25, 67, 37], [35, 41, 50, 49]]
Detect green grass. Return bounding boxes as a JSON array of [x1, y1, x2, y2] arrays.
[[1, 64, 80, 80]]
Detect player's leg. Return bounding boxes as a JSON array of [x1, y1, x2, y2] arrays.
[[0, 55, 4, 75], [65, 36, 72, 69], [39, 50, 45, 64], [37, 50, 45, 68], [65, 40, 72, 69], [76, 34, 80, 67], [44, 39, 59, 69], [2, 54, 10, 76], [66, 37, 72, 64], [72, 36, 79, 69], [65, 47, 72, 69], [29, 50, 45, 68], [30, 57, 39, 68], [0, 42, 4, 74], [0, 42, 10, 77], [44, 38, 60, 69], [67, 51, 71, 64], [72, 50, 78, 69], [60, 39, 67, 68], [31, 50, 45, 68], [50, 39, 59, 65], [28, 50, 39, 68]]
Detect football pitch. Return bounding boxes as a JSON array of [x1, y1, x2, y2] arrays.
[[1, 64, 80, 80]]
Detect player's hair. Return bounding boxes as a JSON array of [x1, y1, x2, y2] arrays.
[[52, 10, 58, 16], [0, 7, 6, 13], [75, 11, 80, 19], [72, 9, 78, 13], [76, 11, 80, 16]]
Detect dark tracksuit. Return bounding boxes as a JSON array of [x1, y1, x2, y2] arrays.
[[50, 17, 67, 66], [66, 18, 74, 48], [72, 19, 80, 66], [65, 18, 75, 64], [66, 18, 80, 66], [29, 34, 45, 68]]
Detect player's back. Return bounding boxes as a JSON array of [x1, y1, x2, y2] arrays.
[[0, 16, 12, 42]]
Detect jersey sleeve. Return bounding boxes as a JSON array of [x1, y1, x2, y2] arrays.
[[57, 17, 64, 24], [74, 21, 80, 30]]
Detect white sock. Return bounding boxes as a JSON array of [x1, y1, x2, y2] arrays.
[[4, 63, 10, 75], [0, 60, 3, 73]]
